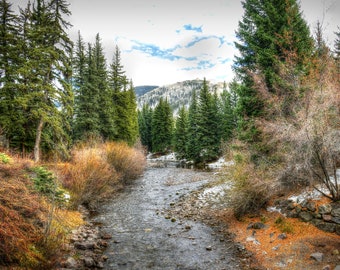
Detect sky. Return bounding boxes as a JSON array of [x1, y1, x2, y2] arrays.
[[12, 0, 340, 86]]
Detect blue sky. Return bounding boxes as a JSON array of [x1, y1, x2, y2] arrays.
[[13, 0, 340, 86]]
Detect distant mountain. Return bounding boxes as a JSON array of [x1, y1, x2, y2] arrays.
[[136, 79, 225, 115], [134, 85, 159, 97]]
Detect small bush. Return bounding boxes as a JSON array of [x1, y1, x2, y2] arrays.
[[0, 152, 11, 164], [275, 216, 294, 233], [224, 143, 274, 219], [58, 146, 119, 209], [105, 142, 146, 183], [31, 166, 69, 206]]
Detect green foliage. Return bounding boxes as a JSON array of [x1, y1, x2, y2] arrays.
[[0, 0, 74, 161], [275, 216, 294, 233], [174, 106, 189, 160], [138, 104, 153, 151], [151, 98, 173, 153], [0, 153, 11, 164], [31, 166, 68, 205]]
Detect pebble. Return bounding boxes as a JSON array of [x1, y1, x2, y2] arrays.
[[206, 246, 213, 251], [310, 252, 324, 262]]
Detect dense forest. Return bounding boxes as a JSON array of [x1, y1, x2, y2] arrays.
[[0, 0, 138, 162]]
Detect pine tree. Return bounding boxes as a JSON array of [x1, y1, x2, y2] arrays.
[[220, 81, 237, 142], [196, 78, 220, 163], [234, 0, 313, 141], [151, 98, 173, 153], [73, 43, 101, 139], [93, 34, 115, 140], [109, 45, 139, 144], [187, 90, 200, 162], [174, 106, 189, 160], [126, 80, 139, 145], [0, 0, 21, 149], [138, 104, 153, 151], [13, 0, 74, 161]]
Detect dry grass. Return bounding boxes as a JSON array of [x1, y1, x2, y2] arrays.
[[0, 159, 83, 269], [56, 146, 119, 209], [224, 142, 277, 219], [224, 209, 340, 270], [105, 141, 146, 183], [55, 141, 146, 209]]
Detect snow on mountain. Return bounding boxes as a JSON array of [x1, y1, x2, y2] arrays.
[[136, 79, 225, 115]]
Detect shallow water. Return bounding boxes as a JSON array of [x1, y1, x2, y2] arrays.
[[93, 167, 241, 270]]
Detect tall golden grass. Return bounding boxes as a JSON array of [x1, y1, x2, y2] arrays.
[[0, 160, 83, 268], [56, 141, 146, 209]]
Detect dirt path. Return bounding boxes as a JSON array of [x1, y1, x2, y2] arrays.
[[93, 167, 244, 270]]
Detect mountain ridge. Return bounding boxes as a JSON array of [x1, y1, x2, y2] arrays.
[[136, 79, 225, 115]]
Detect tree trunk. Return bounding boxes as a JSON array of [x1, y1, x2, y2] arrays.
[[34, 117, 44, 163]]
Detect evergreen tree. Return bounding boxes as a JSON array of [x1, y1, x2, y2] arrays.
[[187, 90, 200, 162], [13, 0, 74, 161], [234, 0, 313, 141], [220, 81, 237, 142], [151, 98, 173, 153], [73, 43, 101, 139], [174, 106, 189, 160], [126, 80, 139, 145], [109, 45, 138, 145], [0, 0, 21, 149], [138, 104, 153, 151], [196, 78, 220, 163], [93, 33, 115, 140]]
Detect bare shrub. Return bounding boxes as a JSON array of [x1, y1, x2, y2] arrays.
[[105, 141, 146, 183], [224, 141, 276, 219]]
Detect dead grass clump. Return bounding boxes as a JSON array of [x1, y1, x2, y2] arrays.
[[0, 164, 47, 267], [57, 146, 119, 209], [105, 141, 146, 183], [224, 142, 276, 219]]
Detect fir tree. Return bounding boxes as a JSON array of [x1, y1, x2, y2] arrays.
[[0, 0, 21, 149], [151, 98, 173, 153], [93, 34, 115, 140], [196, 78, 220, 163], [187, 90, 200, 162], [125, 80, 139, 145], [234, 0, 313, 140], [138, 104, 153, 151], [174, 106, 189, 160], [220, 81, 237, 142], [73, 43, 101, 139], [13, 0, 74, 161]]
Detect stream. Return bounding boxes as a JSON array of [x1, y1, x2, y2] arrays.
[[93, 167, 242, 270]]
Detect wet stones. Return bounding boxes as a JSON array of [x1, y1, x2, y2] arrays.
[[276, 200, 340, 235], [58, 224, 110, 269]]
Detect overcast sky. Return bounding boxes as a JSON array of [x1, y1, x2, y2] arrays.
[[12, 0, 340, 86]]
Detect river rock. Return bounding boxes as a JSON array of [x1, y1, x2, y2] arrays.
[[316, 222, 336, 233], [83, 257, 95, 267], [299, 211, 313, 222], [331, 205, 340, 217], [277, 233, 287, 240], [318, 204, 332, 214], [310, 252, 324, 262], [65, 257, 78, 268]]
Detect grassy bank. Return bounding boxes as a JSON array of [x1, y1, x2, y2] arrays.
[[0, 141, 146, 269]]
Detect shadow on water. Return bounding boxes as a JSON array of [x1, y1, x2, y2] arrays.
[[92, 167, 242, 270]]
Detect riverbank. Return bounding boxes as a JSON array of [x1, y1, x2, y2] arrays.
[[166, 180, 340, 270]]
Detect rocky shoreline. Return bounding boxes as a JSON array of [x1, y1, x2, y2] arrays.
[[56, 207, 111, 270]]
